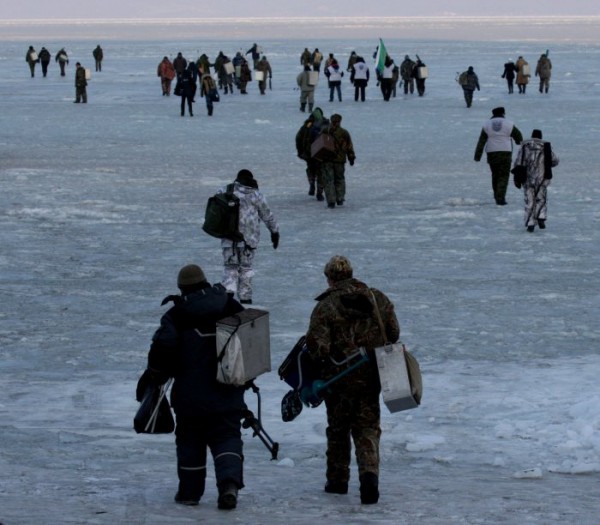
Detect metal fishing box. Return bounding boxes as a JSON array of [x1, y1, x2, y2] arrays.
[[216, 308, 271, 382], [375, 344, 418, 413]]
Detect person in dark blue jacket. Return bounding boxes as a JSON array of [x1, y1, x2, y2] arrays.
[[137, 264, 246, 510], [179, 65, 196, 117]]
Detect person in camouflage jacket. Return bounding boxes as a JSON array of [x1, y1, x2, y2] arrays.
[[218, 169, 279, 304], [306, 256, 400, 505], [320, 114, 356, 208]]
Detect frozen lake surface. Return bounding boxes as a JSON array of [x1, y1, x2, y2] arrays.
[[1, 27, 600, 524]]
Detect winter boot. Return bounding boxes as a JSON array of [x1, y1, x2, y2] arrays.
[[324, 481, 348, 494], [217, 483, 238, 510], [538, 219, 546, 229], [308, 182, 315, 196], [300, 103, 306, 112], [308, 103, 314, 112], [359, 472, 379, 505]]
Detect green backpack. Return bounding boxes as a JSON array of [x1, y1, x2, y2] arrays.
[[202, 184, 244, 242]]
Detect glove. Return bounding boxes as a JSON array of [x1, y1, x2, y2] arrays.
[[271, 231, 280, 249], [349, 157, 355, 166]]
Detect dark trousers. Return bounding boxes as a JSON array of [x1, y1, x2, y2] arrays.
[[41, 61, 49, 77], [180, 94, 193, 116], [175, 413, 244, 501], [353, 80, 367, 101]]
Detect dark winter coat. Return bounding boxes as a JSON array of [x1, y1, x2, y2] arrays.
[[147, 283, 246, 417]]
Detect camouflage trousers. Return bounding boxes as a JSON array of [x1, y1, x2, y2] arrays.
[[222, 244, 256, 302], [324, 387, 381, 484], [322, 162, 346, 205], [487, 152, 512, 203], [524, 182, 549, 227]]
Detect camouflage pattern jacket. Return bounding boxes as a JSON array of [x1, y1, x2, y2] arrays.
[[514, 138, 559, 187], [218, 181, 278, 249], [306, 278, 400, 388], [324, 125, 356, 164]]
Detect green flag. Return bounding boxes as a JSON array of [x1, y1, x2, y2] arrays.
[[374, 38, 388, 76]]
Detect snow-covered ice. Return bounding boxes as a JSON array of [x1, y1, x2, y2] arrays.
[[1, 25, 600, 524]]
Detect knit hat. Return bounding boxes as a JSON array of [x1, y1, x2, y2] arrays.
[[324, 255, 353, 282], [492, 107, 505, 117], [236, 169, 258, 188], [177, 264, 207, 287], [532, 129, 543, 139]]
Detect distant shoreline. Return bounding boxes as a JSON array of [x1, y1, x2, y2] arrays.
[[2, 16, 599, 42]]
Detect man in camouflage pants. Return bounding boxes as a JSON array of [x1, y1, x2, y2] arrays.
[[321, 114, 356, 208], [219, 169, 279, 304], [306, 255, 399, 504]]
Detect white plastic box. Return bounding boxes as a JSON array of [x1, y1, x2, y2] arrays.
[[374, 343, 418, 413], [417, 66, 428, 79], [223, 61, 235, 75], [308, 71, 319, 86], [521, 64, 531, 76], [216, 308, 271, 383], [255, 70, 265, 82]]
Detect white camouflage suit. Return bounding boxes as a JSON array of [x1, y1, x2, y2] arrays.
[[514, 137, 559, 228], [219, 181, 279, 302]]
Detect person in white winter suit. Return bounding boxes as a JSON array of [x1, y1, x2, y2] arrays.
[[513, 129, 559, 232], [219, 169, 280, 303]]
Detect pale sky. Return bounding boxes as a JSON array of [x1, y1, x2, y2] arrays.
[[3, 0, 600, 19]]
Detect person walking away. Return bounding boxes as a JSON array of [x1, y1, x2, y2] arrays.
[[458, 66, 480, 107], [93, 45, 103, 72], [513, 129, 559, 232], [400, 55, 415, 94], [311, 48, 323, 72], [74, 62, 87, 103], [321, 114, 356, 208], [300, 47, 312, 67], [173, 52, 187, 81], [196, 54, 212, 76], [256, 56, 272, 95], [238, 59, 252, 94], [136, 264, 246, 510], [55, 48, 69, 76], [200, 68, 218, 116], [379, 56, 395, 101], [38, 47, 51, 77], [219, 169, 280, 304], [297, 64, 316, 113], [350, 56, 369, 102], [325, 59, 343, 102], [535, 53, 552, 93], [501, 60, 517, 94], [157, 56, 176, 96], [296, 107, 328, 199], [412, 58, 427, 96], [246, 43, 261, 69], [346, 51, 358, 73], [26, 46, 38, 77], [306, 255, 400, 505], [515, 56, 530, 94], [474, 107, 523, 205], [391, 64, 400, 97], [216, 53, 234, 94], [179, 66, 196, 117]]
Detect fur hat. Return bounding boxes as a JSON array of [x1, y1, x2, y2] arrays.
[[492, 107, 505, 117], [324, 255, 353, 282], [532, 129, 543, 139], [177, 264, 207, 287]]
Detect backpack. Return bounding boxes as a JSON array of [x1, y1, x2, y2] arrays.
[[202, 184, 244, 242], [458, 71, 468, 86]]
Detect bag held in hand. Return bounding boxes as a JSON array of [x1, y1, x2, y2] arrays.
[[202, 183, 244, 242], [134, 380, 175, 434]]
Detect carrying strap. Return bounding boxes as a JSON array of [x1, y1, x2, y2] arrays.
[[369, 289, 389, 345], [217, 314, 242, 364]]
